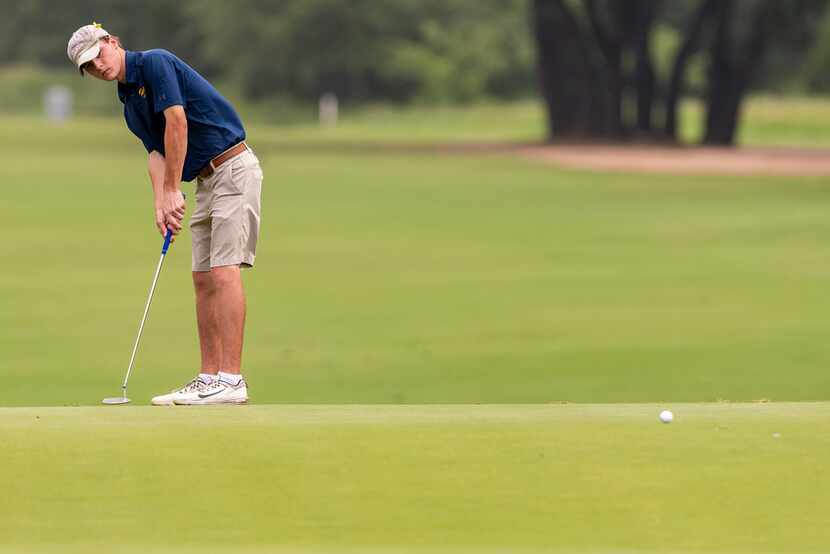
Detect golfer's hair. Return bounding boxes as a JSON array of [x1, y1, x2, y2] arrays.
[[105, 34, 124, 48]]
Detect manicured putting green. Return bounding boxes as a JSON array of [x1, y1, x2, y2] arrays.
[[2, 403, 828, 553]]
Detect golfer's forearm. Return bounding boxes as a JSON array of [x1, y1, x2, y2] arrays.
[[148, 151, 166, 206], [162, 105, 187, 192], [163, 121, 186, 192]]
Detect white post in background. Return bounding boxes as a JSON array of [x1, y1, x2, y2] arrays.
[[319, 92, 339, 128], [44, 85, 73, 123]]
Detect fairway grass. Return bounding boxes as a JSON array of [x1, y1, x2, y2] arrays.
[[3, 116, 830, 405], [2, 403, 828, 553]]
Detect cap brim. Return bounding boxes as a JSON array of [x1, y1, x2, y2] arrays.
[[76, 43, 101, 75]]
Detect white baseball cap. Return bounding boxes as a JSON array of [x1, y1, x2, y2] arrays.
[[67, 22, 110, 75]]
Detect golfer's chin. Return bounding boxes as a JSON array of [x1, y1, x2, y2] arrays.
[[91, 69, 117, 82]]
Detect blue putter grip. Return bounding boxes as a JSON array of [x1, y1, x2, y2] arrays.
[[161, 192, 185, 255], [161, 229, 173, 254]]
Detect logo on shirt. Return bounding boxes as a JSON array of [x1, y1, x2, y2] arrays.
[[138, 86, 146, 98]]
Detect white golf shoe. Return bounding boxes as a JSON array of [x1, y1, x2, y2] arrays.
[[173, 377, 248, 405], [151, 376, 214, 406]]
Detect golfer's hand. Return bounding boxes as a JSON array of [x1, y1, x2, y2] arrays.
[[155, 206, 166, 237], [162, 190, 186, 234]]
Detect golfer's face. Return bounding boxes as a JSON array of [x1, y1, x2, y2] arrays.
[[83, 39, 119, 81]]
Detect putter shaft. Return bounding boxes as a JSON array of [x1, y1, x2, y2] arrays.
[[119, 224, 177, 393], [121, 248, 168, 390]]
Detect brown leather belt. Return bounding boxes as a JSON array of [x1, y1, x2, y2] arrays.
[[198, 142, 248, 179]]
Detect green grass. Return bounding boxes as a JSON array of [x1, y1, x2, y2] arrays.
[[2, 403, 829, 553], [260, 101, 547, 144], [246, 95, 830, 147], [3, 106, 830, 553], [740, 96, 830, 147], [0, 64, 544, 141], [3, 115, 830, 406], [256, 95, 830, 147], [0, 64, 123, 118], [680, 96, 830, 147]]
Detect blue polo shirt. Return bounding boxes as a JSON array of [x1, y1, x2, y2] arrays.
[[117, 49, 245, 182]]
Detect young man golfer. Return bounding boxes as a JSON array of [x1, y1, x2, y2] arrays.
[[67, 23, 263, 405]]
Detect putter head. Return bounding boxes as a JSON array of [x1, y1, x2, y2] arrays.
[[102, 396, 131, 405]]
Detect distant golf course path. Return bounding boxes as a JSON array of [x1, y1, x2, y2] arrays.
[[516, 145, 830, 176], [329, 142, 830, 176]]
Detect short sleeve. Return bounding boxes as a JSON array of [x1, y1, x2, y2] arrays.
[[143, 52, 185, 114], [139, 137, 155, 153], [124, 105, 162, 154]]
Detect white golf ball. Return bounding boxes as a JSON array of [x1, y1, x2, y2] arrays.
[[659, 410, 673, 424]]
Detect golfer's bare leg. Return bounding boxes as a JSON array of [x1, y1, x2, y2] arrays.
[[193, 271, 221, 375], [211, 265, 246, 374]]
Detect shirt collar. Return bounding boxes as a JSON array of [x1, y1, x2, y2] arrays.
[[117, 51, 142, 103], [124, 50, 141, 85]]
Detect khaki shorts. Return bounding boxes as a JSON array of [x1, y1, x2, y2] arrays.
[[190, 148, 263, 272]]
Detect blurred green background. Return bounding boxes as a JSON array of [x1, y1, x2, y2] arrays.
[[4, 0, 830, 125], [3, 3, 830, 553]]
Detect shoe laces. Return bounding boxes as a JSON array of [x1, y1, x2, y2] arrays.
[[204, 379, 227, 392], [180, 377, 210, 393]]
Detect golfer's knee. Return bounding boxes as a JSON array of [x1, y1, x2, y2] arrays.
[[192, 271, 216, 294], [210, 265, 241, 288]]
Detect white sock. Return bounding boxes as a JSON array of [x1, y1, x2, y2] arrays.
[[218, 371, 243, 386], [199, 373, 216, 384]]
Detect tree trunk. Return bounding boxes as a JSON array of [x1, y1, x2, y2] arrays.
[[633, 1, 658, 136], [586, 0, 624, 137], [532, 0, 611, 141], [531, 0, 793, 146], [703, 1, 739, 145], [703, 0, 773, 145], [664, 0, 718, 140]]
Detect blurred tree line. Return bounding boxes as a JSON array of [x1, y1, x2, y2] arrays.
[[0, 0, 535, 104], [2, 0, 830, 144]]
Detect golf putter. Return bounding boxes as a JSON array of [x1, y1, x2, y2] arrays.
[[103, 200, 184, 405]]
